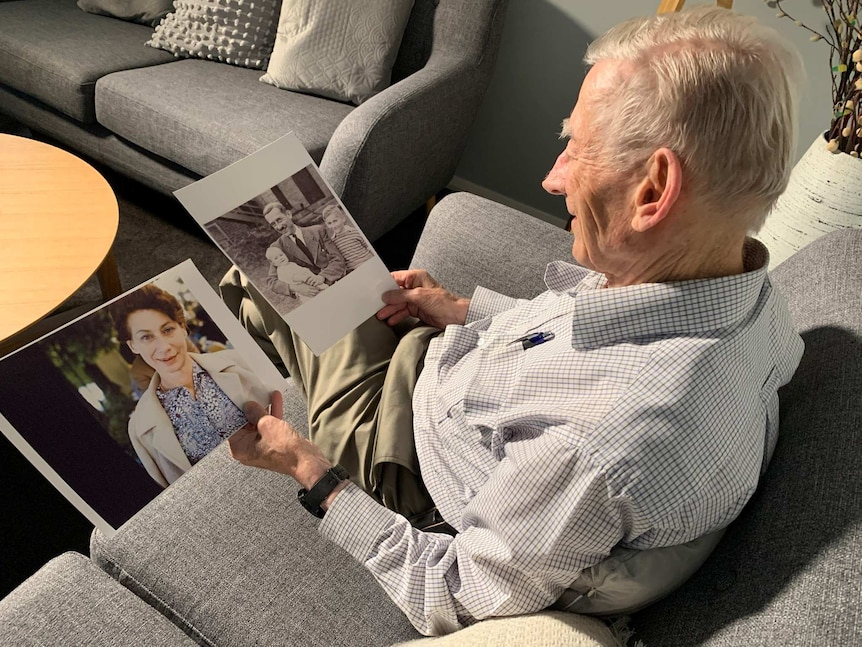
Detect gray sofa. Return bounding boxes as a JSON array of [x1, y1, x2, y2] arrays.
[[0, 193, 859, 646], [0, 0, 507, 240]]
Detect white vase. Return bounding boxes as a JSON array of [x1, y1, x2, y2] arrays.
[[756, 133, 862, 270]]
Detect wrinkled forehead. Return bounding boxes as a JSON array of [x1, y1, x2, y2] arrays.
[[559, 59, 632, 140], [267, 205, 291, 220]]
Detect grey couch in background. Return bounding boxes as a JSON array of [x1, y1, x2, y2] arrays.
[[0, 0, 507, 240], [1, 193, 859, 646]]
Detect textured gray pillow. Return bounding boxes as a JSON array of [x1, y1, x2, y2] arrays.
[[77, 0, 174, 27], [146, 0, 280, 70], [261, 0, 414, 105]]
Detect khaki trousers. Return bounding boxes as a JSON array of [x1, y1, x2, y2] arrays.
[[220, 267, 441, 519]]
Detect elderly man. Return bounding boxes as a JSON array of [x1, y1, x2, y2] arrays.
[[262, 201, 345, 296], [221, 6, 804, 637]]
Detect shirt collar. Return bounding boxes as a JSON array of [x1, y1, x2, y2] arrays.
[[544, 239, 771, 350]]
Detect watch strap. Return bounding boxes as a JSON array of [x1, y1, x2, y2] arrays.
[[297, 464, 349, 518]]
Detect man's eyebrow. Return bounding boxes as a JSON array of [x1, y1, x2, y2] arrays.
[[559, 118, 570, 140]]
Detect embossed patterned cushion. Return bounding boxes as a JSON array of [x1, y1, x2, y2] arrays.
[[261, 0, 414, 105], [146, 0, 280, 70]]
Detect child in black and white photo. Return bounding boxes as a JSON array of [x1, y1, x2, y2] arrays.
[[264, 245, 328, 301], [321, 205, 373, 273]]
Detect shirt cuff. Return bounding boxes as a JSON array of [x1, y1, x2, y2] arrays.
[[466, 286, 522, 323], [319, 481, 399, 562]]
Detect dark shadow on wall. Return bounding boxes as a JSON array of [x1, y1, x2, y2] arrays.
[[454, 0, 596, 220], [631, 325, 862, 645]]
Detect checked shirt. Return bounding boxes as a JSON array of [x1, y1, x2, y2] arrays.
[[321, 238, 804, 635]]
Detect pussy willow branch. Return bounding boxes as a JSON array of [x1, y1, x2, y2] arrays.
[[773, 0, 835, 46], [773, 0, 862, 153]]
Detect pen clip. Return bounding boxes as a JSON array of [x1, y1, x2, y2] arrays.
[[518, 331, 555, 350]]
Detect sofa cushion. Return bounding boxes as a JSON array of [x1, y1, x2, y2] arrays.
[[261, 0, 414, 105], [95, 59, 354, 177], [0, 0, 176, 123], [0, 552, 199, 646], [630, 228, 862, 646], [77, 0, 174, 27], [89, 385, 423, 647], [393, 612, 619, 647], [147, 0, 281, 70]]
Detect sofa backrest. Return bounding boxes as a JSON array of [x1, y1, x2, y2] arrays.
[[410, 192, 573, 299], [391, 0, 509, 83], [631, 228, 862, 646]]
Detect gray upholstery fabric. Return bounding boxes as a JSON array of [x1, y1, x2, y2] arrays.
[[96, 59, 354, 176], [0, 82, 200, 196], [0, 0, 175, 123], [410, 192, 572, 299], [89, 389, 423, 647], [77, 0, 174, 27], [0, 552, 198, 647], [630, 228, 862, 646], [321, 0, 509, 240]]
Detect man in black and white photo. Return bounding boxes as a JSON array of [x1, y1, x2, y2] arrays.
[[262, 202, 346, 297]]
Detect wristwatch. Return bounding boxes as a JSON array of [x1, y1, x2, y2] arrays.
[[297, 464, 349, 518]]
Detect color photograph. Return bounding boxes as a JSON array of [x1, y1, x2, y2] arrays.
[[0, 261, 286, 535]]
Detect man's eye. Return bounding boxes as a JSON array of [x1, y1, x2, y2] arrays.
[[140, 334, 152, 342]]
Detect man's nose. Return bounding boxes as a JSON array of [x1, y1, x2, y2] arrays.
[[542, 150, 567, 196]]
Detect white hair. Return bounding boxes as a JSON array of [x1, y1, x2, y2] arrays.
[[583, 6, 804, 231]]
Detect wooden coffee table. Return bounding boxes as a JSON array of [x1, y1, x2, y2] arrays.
[[0, 134, 121, 355]]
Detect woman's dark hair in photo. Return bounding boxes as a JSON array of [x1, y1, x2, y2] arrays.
[[109, 284, 186, 343]]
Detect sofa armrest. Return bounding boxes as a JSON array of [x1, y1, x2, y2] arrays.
[[320, 60, 481, 241], [321, 0, 507, 242], [408, 192, 572, 300], [0, 553, 198, 646]]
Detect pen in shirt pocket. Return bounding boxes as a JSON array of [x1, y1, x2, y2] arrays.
[[511, 331, 555, 350]]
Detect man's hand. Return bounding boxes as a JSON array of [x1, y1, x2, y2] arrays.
[[377, 270, 470, 329], [229, 391, 337, 494]]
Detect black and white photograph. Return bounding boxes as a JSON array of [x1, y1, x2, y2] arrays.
[[175, 133, 395, 355], [0, 261, 286, 537], [202, 163, 375, 316]]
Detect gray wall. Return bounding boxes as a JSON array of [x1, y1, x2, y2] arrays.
[[453, 0, 834, 224]]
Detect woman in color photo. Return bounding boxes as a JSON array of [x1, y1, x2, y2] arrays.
[[109, 284, 269, 487]]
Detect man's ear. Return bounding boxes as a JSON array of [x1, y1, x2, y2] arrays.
[[631, 148, 682, 233], [126, 340, 138, 355]]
